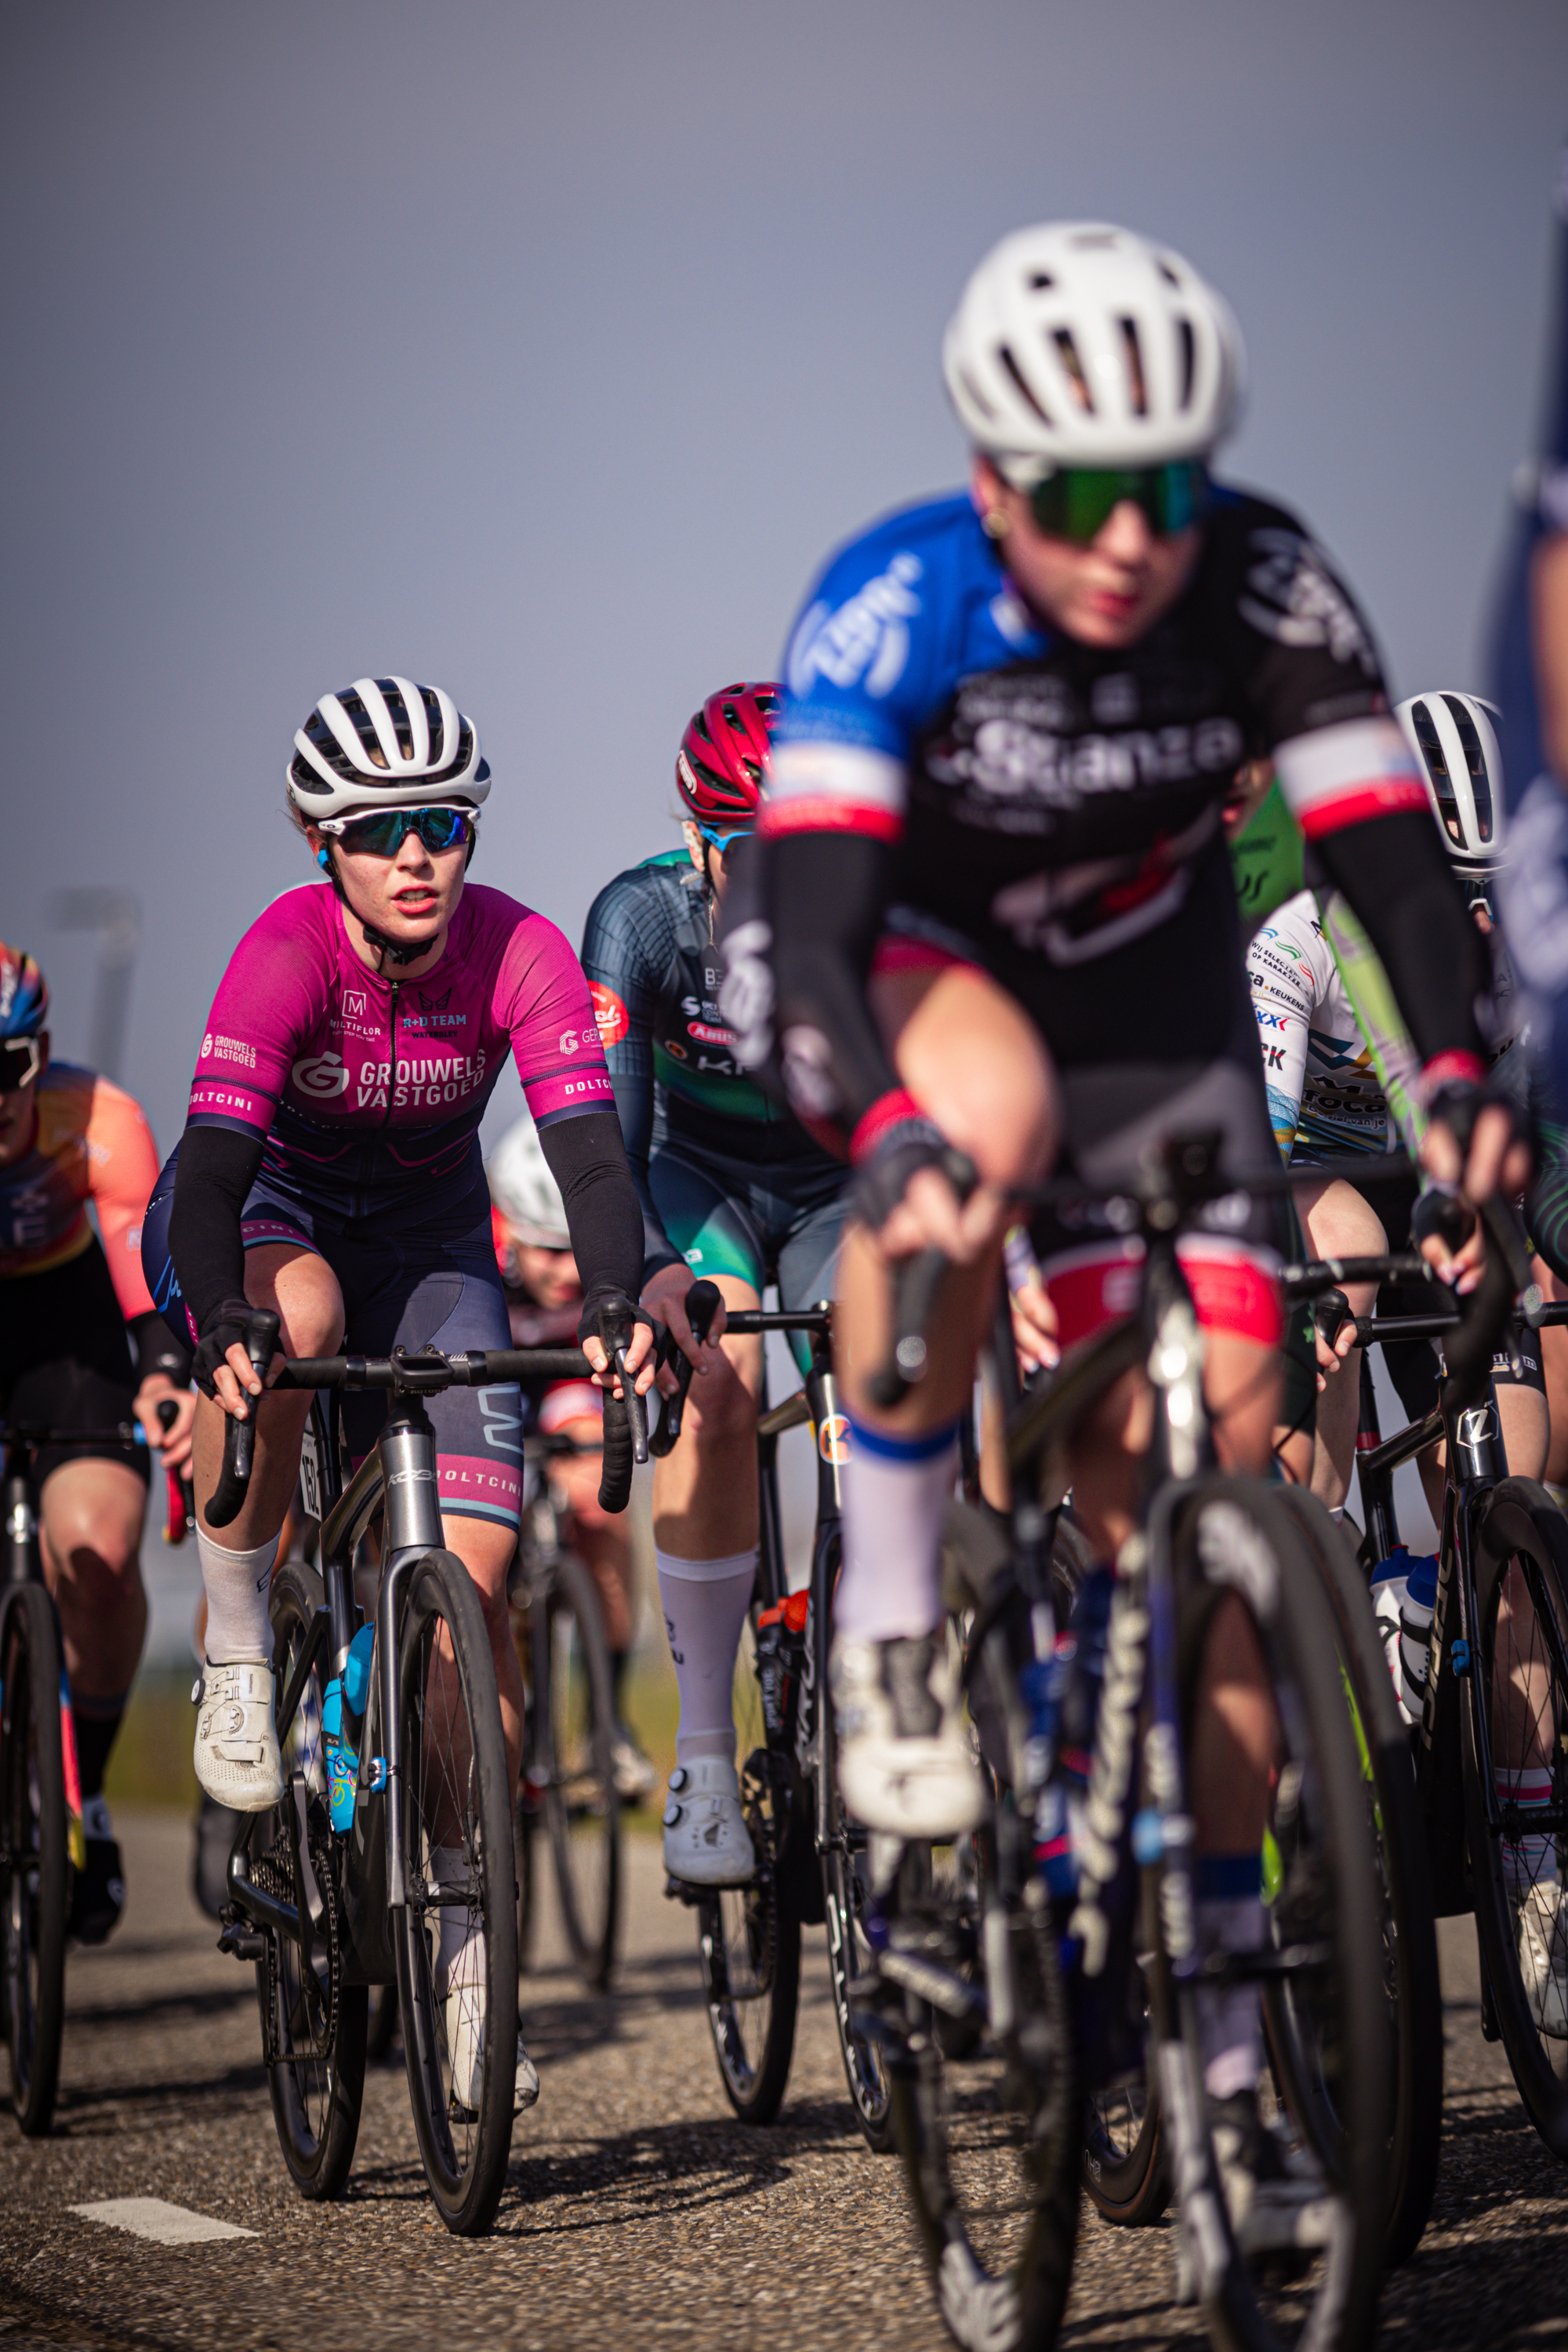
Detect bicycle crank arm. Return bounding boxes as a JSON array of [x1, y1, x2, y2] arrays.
[[872, 1945, 988, 2019]]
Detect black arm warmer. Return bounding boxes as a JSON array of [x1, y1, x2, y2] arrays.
[[167, 1125, 264, 1337], [765, 829, 903, 1132], [535, 1109, 646, 1306], [128, 1309, 192, 1388], [1311, 809, 1487, 1069]]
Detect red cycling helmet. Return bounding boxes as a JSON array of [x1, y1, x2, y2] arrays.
[[675, 682, 782, 836]]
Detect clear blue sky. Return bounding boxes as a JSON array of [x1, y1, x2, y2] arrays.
[[5, 0, 1566, 1153]]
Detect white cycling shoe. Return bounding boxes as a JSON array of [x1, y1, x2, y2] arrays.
[[191, 1659, 285, 1813], [831, 1632, 986, 1839], [662, 1757, 757, 1886], [1517, 1879, 1568, 2038]]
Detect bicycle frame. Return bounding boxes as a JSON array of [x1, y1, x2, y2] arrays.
[[223, 1392, 447, 1984]]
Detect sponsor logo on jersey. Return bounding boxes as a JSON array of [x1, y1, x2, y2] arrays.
[[292, 1052, 350, 1098], [557, 1026, 602, 1054], [589, 982, 630, 1047], [930, 711, 1245, 809], [662, 1039, 688, 1061], [343, 991, 367, 1018], [418, 987, 451, 1011], [687, 1021, 735, 1048], [786, 550, 923, 701], [1238, 528, 1377, 674], [351, 1048, 488, 1111], [208, 1033, 256, 1069]]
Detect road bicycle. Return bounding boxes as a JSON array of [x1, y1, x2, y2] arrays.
[[204, 1306, 644, 2234], [512, 1425, 621, 1993], [659, 1284, 894, 2146], [1331, 1242, 1568, 2161], [861, 1138, 1402, 2352], [1, 1401, 194, 2136]]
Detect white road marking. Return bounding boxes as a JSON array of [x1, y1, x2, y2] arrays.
[[68, 2198, 256, 2245]]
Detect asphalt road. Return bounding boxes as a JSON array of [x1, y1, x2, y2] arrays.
[[2, 1810, 1567, 2352]]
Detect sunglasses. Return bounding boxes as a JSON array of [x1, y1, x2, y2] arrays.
[[697, 822, 754, 854], [318, 805, 476, 858], [1025, 460, 1210, 546], [0, 1037, 42, 1094]]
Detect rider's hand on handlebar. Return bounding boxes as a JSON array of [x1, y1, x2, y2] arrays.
[[641, 1261, 728, 1388], [875, 1163, 1008, 1264], [192, 1298, 282, 1420], [1009, 1272, 1059, 1374], [134, 1375, 197, 1468], [577, 1290, 659, 1399]]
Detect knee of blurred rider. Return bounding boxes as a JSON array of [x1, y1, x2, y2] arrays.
[[678, 1354, 760, 1447], [40, 1472, 143, 1591], [891, 985, 1058, 1192], [1208, 1337, 1281, 1478]]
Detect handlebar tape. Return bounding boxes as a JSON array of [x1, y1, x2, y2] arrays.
[[205, 1308, 280, 1530]]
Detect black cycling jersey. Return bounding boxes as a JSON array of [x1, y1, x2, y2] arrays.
[[581, 848, 841, 1277], [745, 485, 1486, 1142]]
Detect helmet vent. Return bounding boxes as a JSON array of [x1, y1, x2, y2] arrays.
[[1443, 693, 1494, 840], [1175, 318, 1196, 410], [1410, 699, 1462, 846], [1052, 330, 1091, 414], [1119, 318, 1147, 415], [998, 343, 1051, 423]]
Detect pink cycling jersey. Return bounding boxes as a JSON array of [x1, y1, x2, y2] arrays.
[[186, 881, 615, 1218]]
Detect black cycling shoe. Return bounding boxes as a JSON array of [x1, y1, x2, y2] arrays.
[[70, 1822, 126, 1946], [194, 1788, 243, 1920]]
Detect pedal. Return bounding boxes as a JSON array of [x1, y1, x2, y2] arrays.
[[217, 1918, 267, 1962]]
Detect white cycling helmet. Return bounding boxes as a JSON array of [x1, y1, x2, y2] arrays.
[[488, 1111, 571, 1250], [1394, 691, 1507, 875], [287, 677, 491, 822], [942, 222, 1245, 482]]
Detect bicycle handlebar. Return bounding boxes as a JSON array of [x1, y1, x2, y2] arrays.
[[204, 1310, 652, 1528], [648, 1279, 724, 1459]]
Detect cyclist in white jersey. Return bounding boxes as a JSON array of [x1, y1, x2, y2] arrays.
[[1248, 690, 1548, 1512]]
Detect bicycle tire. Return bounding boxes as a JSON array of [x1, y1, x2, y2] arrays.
[[886, 1820, 1083, 2350], [542, 1548, 621, 1991], [1159, 1480, 1390, 2352], [1273, 1485, 1443, 2264], [0, 1585, 69, 2136], [696, 1614, 801, 2123], [392, 1549, 518, 2235], [256, 1559, 367, 2201], [1082, 2074, 1168, 2227], [514, 1784, 537, 1976], [1465, 1477, 1568, 2160]]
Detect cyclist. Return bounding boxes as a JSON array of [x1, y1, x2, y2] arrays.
[[580, 682, 848, 1886], [1247, 690, 1552, 1511], [489, 1106, 656, 1801], [0, 942, 194, 1942], [728, 221, 1520, 2242], [140, 677, 655, 2112]]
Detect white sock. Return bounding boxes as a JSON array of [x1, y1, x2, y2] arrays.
[[1497, 1766, 1559, 1902], [431, 1846, 482, 1992], [835, 1420, 959, 1643], [656, 1548, 757, 1766], [1194, 1889, 1265, 2101], [196, 1527, 279, 1664]]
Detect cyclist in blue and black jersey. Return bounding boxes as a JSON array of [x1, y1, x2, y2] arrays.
[[581, 684, 849, 1886], [727, 221, 1527, 2247]]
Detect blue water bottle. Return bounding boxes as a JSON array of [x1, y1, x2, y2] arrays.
[[325, 1624, 376, 1832]]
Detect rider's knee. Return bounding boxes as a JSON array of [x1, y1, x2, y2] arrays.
[[678, 1356, 759, 1446], [244, 1254, 345, 1358], [42, 1495, 140, 1588]]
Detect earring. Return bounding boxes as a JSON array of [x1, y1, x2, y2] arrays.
[[982, 507, 1008, 540]]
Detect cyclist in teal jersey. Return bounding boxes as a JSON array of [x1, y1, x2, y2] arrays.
[[580, 684, 849, 1885]]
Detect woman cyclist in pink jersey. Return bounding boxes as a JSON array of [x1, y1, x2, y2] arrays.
[[142, 677, 655, 2112]]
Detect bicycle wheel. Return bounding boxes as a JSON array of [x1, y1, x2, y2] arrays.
[[1082, 2069, 1168, 2227], [696, 1613, 801, 2123], [1158, 1481, 1389, 2352], [1273, 1485, 1443, 2264], [393, 1549, 518, 2236], [886, 1820, 1083, 2352], [1466, 1477, 1568, 2158], [542, 1549, 620, 1991], [0, 1584, 69, 2136], [822, 1774, 894, 2147], [253, 1560, 367, 2201]]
